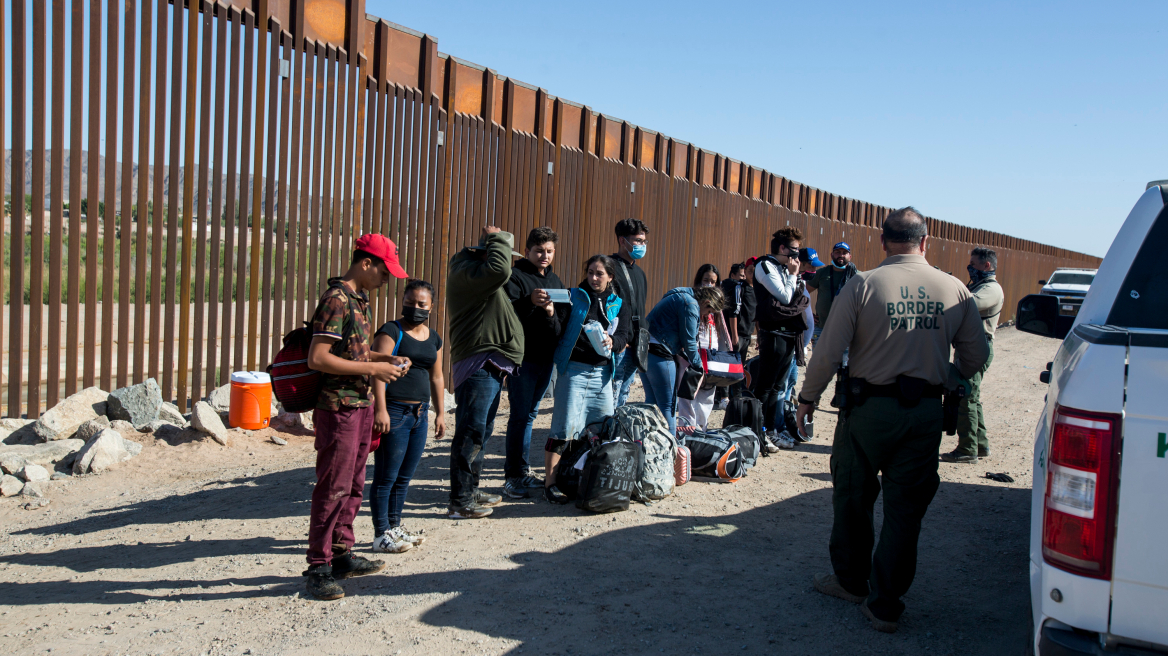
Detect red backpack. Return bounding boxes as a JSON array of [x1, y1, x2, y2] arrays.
[[268, 297, 357, 413]]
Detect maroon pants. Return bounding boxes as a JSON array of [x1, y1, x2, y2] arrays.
[[307, 405, 375, 566]]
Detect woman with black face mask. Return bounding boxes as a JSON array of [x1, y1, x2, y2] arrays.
[[368, 279, 446, 554]]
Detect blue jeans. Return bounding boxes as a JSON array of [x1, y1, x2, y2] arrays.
[[550, 360, 614, 441], [641, 352, 678, 435], [784, 357, 799, 404], [612, 348, 643, 407], [450, 367, 505, 508], [504, 360, 554, 478], [370, 401, 429, 535]]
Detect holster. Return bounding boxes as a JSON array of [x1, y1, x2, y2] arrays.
[[943, 385, 966, 436]]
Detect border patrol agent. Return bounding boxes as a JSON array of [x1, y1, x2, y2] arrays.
[[795, 207, 989, 633], [941, 246, 1005, 464]]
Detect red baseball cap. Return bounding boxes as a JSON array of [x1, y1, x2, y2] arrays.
[[354, 233, 409, 279]]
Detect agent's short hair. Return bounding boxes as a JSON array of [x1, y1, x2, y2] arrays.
[[729, 262, 745, 277], [615, 218, 650, 238], [693, 285, 725, 313], [770, 226, 803, 255], [971, 246, 998, 270], [525, 226, 559, 250], [883, 207, 929, 243]]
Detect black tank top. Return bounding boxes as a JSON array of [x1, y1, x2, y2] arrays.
[[376, 321, 443, 403]]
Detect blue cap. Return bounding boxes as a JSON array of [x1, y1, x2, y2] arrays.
[[833, 241, 851, 252], [799, 247, 826, 267]]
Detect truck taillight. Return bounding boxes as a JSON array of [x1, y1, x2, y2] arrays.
[[1042, 406, 1121, 579]]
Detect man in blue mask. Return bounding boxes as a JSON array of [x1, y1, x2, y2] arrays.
[[806, 242, 860, 343], [611, 218, 651, 407]]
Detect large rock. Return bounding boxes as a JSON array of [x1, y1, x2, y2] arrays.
[[0, 439, 85, 468], [0, 418, 37, 445], [75, 416, 112, 443], [33, 386, 109, 441], [73, 429, 140, 475], [19, 463, 49, 482], [0, 453, 28, 475], [272, 410, 313, 432], [207, 384, 233, 413], [20, 480, 46, 497], [0, 474, 23, 497], [106, 378, 163, 428], [191, 401, 231, 446], [158, 402, 187, 427]]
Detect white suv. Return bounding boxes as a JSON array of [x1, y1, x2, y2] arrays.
[[1016, 183, 1168, 655], [1039, 267, 1097, 318]]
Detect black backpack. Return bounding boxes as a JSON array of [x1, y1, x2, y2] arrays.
[[576, 433, 643, 514], [686, 429, 747, 482], [724, 390, 765, 450], [555, 424, 602, 500], [724, 425, 760, 470]]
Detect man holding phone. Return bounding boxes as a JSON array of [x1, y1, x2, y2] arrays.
[[502, 227, 565, 499]]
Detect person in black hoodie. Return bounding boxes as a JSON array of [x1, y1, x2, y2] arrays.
[[501, 227, 565, 500], [716, 262, 757, 406]]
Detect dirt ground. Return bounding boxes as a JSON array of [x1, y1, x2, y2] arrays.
[[0, 326, 1058, 656]]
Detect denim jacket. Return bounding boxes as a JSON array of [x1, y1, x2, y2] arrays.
[[646, 287, 701, 364], [553, 287, 624, 376]]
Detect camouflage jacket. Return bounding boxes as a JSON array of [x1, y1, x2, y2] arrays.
[[310, 277, 373, 411]]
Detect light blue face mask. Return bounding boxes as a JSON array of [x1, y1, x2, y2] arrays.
[[626, 240, 647, 260]]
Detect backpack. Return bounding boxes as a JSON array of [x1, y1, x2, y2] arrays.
[[555, 423, 602, 500], [686, 429, 747, 482], [576, 435, 643, 514], [268, 295, 357, 413], [723, 390, 764, 446], [723, 425, 760, 470], [610, 404, 676, 501]]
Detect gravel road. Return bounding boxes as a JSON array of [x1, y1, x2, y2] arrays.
[[0, 326, 1058, 656]]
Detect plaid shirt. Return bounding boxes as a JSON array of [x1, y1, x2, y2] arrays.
[[311, 278, 373, 411]]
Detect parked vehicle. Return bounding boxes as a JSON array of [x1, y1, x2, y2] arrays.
[[1038, 267, 1097, 318], [1015, 183, 1168, 655]]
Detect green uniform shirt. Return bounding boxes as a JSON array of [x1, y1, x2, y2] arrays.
[[806, 263, 858, 323], [800, 253, 989, 405], [310, 277, 374, 411]]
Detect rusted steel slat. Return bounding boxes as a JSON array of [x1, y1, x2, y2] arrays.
[[115, 0, 137, 390], [317, 46, 338, 296], [218, 8, 243, 388], [271, 29, 293, 361], [307, 43, 327, 302], [48, 0, 67, 405], [246, 1, 269, 372], [176, 0, 201, 409], [64, 0, 83, 397], [0, 0, 6, 413], [203, 8, 229, 398], [29, 0, 46, 415], [282, 35, 304, 332], [294, 40, 318, 332], [232, 10, 256, 377], [191, 3, 215, 402], [161, 0, 183, 400], [259, 19, 282, 369], [147, 0, 168, 386], [132, 0, 153, 385]]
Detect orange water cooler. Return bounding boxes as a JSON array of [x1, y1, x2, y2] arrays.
[[229, 371, 273, 430]]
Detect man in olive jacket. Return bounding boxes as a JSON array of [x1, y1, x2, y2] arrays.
[[445, 226, 525, 519]]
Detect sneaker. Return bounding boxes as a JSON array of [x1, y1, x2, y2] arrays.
[[775, 430, 796, 450], [372, 529, 414, 554], [475, 491, 503, 507], [503, 477, 531, 500], [447, 502, 493, 519], [762, 430, 781, 454], [860, 600, 899, 633], [543, 485, 570, 505], [940, 450, 978, 464], [397, 526, 427, 546], [813, 573, 865, 604], [518, 473, 544, 488], [330, 551, 386, 579], [303, 564, 344, 601], [715, 398, 729, 411]]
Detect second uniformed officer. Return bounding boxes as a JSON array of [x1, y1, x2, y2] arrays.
[[795, 207, 989, 633]]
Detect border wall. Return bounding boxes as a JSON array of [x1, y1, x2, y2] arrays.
[[0, 0, 1100, 415]]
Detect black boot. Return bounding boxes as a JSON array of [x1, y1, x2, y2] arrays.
[[303, 563, 344, 601], [330, 551, 386, 580]]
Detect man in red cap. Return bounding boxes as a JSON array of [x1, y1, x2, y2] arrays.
[[303, 233, 410, 601]]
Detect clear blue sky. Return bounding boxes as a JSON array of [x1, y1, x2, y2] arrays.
[[369, 0, 1167, 258]]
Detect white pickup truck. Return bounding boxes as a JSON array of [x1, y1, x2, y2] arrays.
[[1016, 183, 1168, 655]]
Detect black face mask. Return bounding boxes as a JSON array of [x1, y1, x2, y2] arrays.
[[401, 307, 430, 325], [967, 265, 994, 284]]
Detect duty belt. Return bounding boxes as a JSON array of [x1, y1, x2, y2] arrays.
[[862, 382, 943, 400]]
